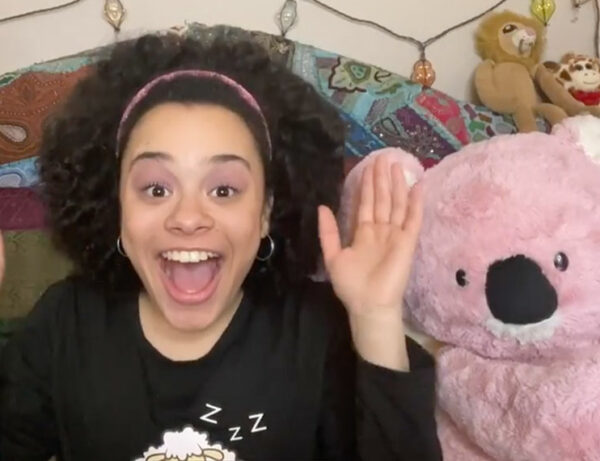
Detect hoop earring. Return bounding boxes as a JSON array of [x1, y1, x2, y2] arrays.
[[116, 236, 127, 258], [256, 234, 275, 262]]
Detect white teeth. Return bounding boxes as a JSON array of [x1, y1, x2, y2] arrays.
[[161, 250, 219, 263]]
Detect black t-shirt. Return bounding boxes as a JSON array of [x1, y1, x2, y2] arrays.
[[0, 276, 441, 461]]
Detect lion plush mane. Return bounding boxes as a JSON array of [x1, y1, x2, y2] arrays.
[[475, 10, 545, 72]]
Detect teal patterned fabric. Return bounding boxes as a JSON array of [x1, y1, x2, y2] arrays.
[[292, 47, 549, 165], [0, 157, 39, 187]]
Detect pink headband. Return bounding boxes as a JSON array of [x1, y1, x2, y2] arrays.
[[116, 69, 272, 158]]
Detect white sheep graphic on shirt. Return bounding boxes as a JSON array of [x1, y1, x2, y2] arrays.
[[135, 427, 238, 461]]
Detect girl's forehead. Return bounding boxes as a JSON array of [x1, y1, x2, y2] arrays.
[[123, 103, 263, 166]]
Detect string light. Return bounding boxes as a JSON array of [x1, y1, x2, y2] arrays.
[[0, 0, 596, 69], [530, 0, 556, 26], [276, 0, 298, 37], [103, 0, 126, 32], [0, 0, 83, 24], [300, 0, 508, 87]]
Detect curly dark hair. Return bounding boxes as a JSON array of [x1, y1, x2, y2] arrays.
[[38, 32, 345, 294]]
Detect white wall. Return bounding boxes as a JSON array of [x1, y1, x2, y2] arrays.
[[0, 0, 596, 101]]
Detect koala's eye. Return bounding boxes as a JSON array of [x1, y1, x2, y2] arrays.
[[554, 252, 569, 272], [456, 269, 469, 287], [502, 24, 517, 34], [586, 63, 593, 69], [576, 64, 584, 71]]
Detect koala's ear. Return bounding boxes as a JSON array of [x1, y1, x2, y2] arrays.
[[343, 147, 424, 188], [552, 115, 600, 165], [337, 148, 424, 246]]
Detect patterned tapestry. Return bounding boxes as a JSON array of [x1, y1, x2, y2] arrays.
[[0, 22, 540, 344]]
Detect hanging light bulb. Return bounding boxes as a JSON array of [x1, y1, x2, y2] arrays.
[[276, 0, 298, 37], [410, 59, 436, 88], [104, 0, 126, 32], [530, 0, 556, 26]]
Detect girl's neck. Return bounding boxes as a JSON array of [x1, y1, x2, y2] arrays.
[[137, 290, 243, 362]]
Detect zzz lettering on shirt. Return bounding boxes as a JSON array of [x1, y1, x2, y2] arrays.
[[200, 402, 268, 442], [134, 402, 269, 460]]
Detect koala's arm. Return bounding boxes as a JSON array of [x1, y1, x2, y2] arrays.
[[437, 346, 600, 461], [474, 60, 516, 113]]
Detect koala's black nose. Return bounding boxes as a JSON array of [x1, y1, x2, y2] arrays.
[[486, 255, 557, 325]]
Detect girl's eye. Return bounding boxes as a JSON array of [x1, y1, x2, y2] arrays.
[[144, 183, 170, 198], [210, 186, 238, 198]]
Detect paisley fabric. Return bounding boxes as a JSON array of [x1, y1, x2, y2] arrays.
[[292, 49, 549, 167], [0, 67, 93, 165], [0, 157, 39, 187]]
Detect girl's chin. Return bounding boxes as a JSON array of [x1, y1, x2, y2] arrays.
[[157, 294, 223, 332]]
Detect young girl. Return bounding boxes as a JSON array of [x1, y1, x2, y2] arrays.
[[0, 33, 441, 461]]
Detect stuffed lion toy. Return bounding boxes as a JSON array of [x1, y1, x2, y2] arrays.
[[474, 10, 567, 132]]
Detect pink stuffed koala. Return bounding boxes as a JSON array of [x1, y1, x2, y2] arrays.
[[339, 116, 600, 461]]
